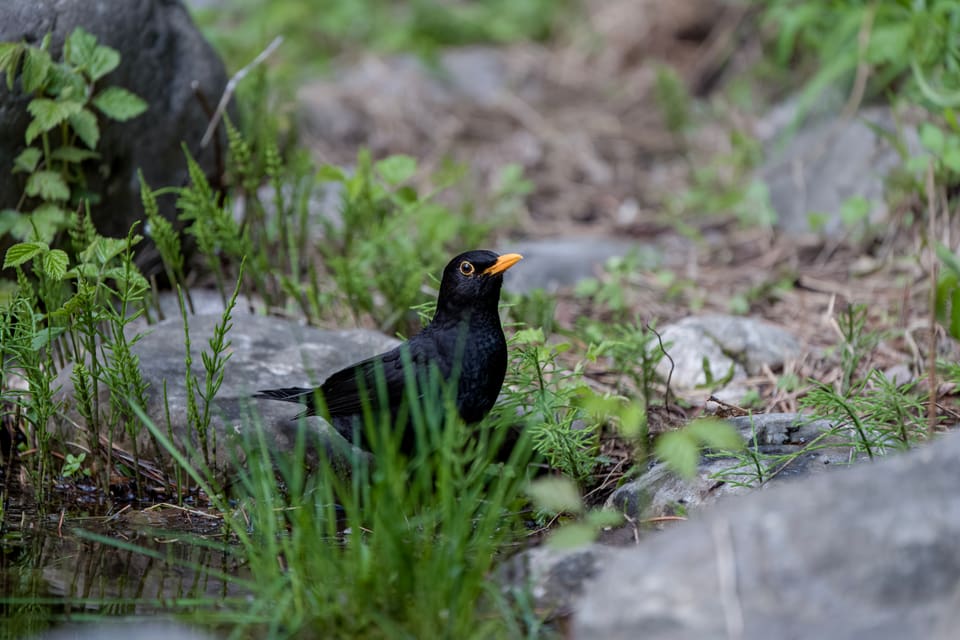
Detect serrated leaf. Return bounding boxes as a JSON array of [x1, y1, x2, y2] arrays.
[[0, 42, 24, 89], [686, 418, 744, 451], [22, 46, 52, 93], [25, 98, 83, 143], [25, 170, 70, 201], [13, 147, 42, 173], [527, 476, 584, 515], [80, 236, 129, 266], [3, 242, 47, 269], [548, 523, 597, 549], [654, 430, 699, 479], [45, 63, 85, 97], [50, 146, 99, 163], [28, 203, 69, 242], [88, 45, 120, 81], [65, 27, 98, 69], [92, 87, 147, 121], [42, 249, 69, 280], [68, 109, 100, 149], [375, 155, 417, 184]]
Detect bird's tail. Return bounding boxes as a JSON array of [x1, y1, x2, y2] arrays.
[[253, 387, 318, 414]]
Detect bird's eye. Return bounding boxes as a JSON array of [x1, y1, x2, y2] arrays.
[[459, 261, 475, 276]]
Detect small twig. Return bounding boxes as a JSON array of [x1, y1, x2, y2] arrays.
[[622, 512, 641, 545], [926, 161, 939, 437], [648, 323, 675, 410], [144, 502, 222, 519], [200, 36, 283, 148], [842, 5, 876, 119], [104, 504, 132, 524]]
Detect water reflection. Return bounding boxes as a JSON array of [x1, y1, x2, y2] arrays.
[[1, 502, 249, 637]]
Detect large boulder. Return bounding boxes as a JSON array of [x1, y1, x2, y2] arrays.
[[573, 430, 960, 639], [54, 311, 400, 478], [0, 0, 228, 272]]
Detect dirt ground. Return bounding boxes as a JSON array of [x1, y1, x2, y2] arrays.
[[297, 0, 958, 434]]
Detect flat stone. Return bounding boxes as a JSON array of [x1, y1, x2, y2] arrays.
[[502, 237, 655, 294]]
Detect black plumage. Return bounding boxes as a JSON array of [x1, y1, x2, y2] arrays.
[[255, 250, 522, 452]]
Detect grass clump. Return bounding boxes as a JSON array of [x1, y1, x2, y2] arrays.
[[134, 362, 539, 638]]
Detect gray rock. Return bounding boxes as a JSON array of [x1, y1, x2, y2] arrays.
[[759, 105, 921, 234], [498, 544, 617, 618], [502, 237, 655, 294], [298, 46, 512, 153], [608, 413, 854, 519], [0, 0, 228, 272], [657, 314, 802, 392], [577, 431, 960, 640], [55, 313, 399, 474]]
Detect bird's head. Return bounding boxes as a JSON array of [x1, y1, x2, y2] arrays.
[[436, 250, 523, 316]]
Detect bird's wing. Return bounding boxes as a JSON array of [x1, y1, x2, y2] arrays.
[[320, 339, 441, 416]]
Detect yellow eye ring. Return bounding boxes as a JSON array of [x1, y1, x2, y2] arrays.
[[459, 261, 475, 276]]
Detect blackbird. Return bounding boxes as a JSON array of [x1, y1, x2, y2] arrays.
[[255, 250, 523, 452]]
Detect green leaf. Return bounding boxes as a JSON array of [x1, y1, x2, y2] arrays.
[[0, 42, 24, 89], [0, 209, 21, 236], [50, 146, 99, 163], [654, 430, 699, 479], [375, 155, 417, 184], [950, 288, 960, 340], [28, 203, 69, 242], [920, 123, 946, 154], [69, 108, 100, 149], [13, 147, 42, 173], [839, 196, 870, 228], [81, 236, 131, 266], [25, 98, 83, 143], [3, 242, 47, 269], [22, 46, 52, 93], [25, 170, 70, 201], [512, 327, 545, 345], [30, 326, 66, 351], [317, 164, 346, 181], [92, 87, 147, 121], [548, 523, 597, 549], [685, 418, 744, 451], [944, 147, 960, 173], [65, 27, 98, 69], [585, 508, 624, 529], [42, 249, 69, 280], [527, 476, 584, 515], [937, 243, 960, 277], [88, 45, 120, 81]]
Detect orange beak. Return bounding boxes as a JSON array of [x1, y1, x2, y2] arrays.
[[482, 253, 523, 276]]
